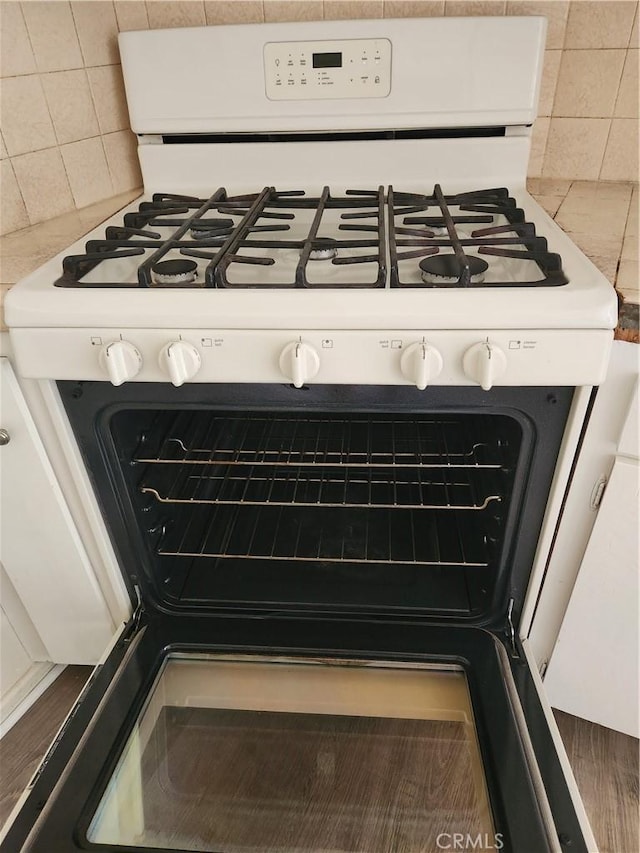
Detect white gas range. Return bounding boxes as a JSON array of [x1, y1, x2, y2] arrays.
[[2, 16, 617, 853], [6, 17, 616, 392]]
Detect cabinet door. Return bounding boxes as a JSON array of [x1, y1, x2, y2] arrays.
[[544, 455, 639, 738], [0, 606, 32, 697], [0, 359, 114, 663]]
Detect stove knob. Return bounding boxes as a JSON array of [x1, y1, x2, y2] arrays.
[[463, 340, 507, 391], [279, 340, 320, 388], [159, 341, 202, 387], [99, 341, 142, 386], [400, 341, 443, 390]]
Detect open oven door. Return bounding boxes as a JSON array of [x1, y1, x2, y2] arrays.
[[1, 383, 596, 852], [1, 610, 595, 853]]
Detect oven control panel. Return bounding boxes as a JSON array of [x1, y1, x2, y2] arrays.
[[264, 38, 391, 100], [12, 328, 613, 388]]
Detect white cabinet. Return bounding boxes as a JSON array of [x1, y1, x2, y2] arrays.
[[0, 605, 32, 697], [0, 358, 115, 665], [538, 342, 639, 737]]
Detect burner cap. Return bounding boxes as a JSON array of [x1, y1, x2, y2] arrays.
[[151, 258, 198, 285], [308, 237, 338, 261], [419, 253, 488, 286], [190, 218, 234, 239]]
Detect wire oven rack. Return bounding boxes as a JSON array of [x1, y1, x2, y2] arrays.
[[135, 413, 510, 570]]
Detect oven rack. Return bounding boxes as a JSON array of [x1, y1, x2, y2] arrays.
[[139, 465, 504, 511], [154, 504, 493, 568], [133, 414, 511, 470]]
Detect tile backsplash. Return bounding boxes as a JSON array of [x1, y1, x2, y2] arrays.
[[1, 0, 638, 236]]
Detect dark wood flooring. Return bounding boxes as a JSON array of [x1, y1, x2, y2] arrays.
[[0, 668, 638, 852]]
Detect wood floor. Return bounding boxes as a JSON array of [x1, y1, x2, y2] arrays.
[[0, 667, 638, 852]]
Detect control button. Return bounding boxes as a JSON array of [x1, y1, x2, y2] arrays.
[[374, 75, 381, 84], [279, 340, 320, 388], [462, 340, 507, 391], [99, 341, 142, 386], [400, 341, 443, 391], [159, 341, 201, 387]]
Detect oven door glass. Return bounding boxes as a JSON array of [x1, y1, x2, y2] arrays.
[[87, 655, 493, 852]]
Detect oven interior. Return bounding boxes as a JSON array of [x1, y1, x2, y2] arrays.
[[105, 403, 536, 622]]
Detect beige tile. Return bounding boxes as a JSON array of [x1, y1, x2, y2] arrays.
[[601, 118, 640, 181], [565, 179, 633, 202], [42, 70, 100, 145], [631, 4, 638, 47], [21, 1, 83, 72], [539, 50, 561, 116], [564, 0, 637, 49], [384, 1, 445, 15], [88, 65, 130, 134], [622, 231, 638, 259], [0, 217, 82, 256], [555, 182, 631, 238], [115, 0, 149, 30], [325, 0, 384, 18], [60, 138, 113, 208], [554, 49, 625, 118], [533, 195, 565, 217], [625, 187, 639, 236], [103, 130, 142, 192], [71, 1, 120, 66], [527, 177, 572, 195], [615, 49, 639, 118], [264, 1, 324, 21], [0, 255, 53, 286], [204, 0, 264, 23], [590, 254, 619, 283], [444, 1, 505, 15], [146, 0, 206, 27], [528, 115, 549, 177], [616, 258, 639, 300], [0, 2, 36, 77], [506, 1, 569, 50], [567, 230, 625, 257], [11, 148, 75, 224], [76, 188, 141, 227], [0, 161, 29, 236], [0, 133, 7, 160], [0, 75, 57, 156], [543, 117, 610, 180]]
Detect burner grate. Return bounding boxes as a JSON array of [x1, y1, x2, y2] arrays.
[[388, 184, 568, 288], [54, 184, 568, 289]]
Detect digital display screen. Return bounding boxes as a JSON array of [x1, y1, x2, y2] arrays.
[[313, 52, 342, 69]]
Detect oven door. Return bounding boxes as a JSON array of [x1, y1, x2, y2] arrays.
[[1, 383, 593, 852], [1, 613, 591, 853]]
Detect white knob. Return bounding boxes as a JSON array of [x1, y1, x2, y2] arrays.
[[463, 340, 507, 391], [400, 341, 443, 390], [279, 340, 320, 388], [99, 341, 142, 386], [159, 341, 201, 387]]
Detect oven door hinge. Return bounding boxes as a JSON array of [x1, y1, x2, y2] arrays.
[[505, 597, 520, 659], [124, 584, 145, 643]]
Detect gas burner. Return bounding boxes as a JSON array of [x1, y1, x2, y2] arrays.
[[419, 254, 489, 286], [151, 259, 198, 285], [308, 238, 338, 261], [429, 226, 471, 239], [189, 219, 235, 240]]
